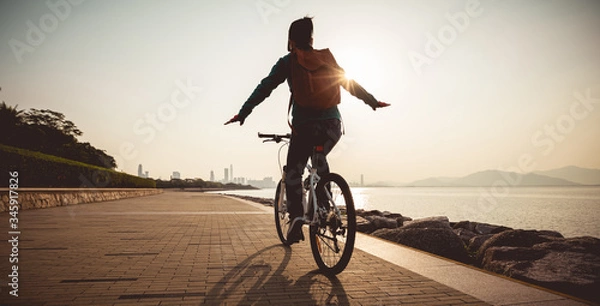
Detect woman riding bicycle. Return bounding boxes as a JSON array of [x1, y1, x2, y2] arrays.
[[225, 17, 389, 244]]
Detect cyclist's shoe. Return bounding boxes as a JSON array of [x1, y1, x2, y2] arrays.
[[287, 216, 305, 244]]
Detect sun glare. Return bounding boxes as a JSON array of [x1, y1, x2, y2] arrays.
[[342, 65, 357, 81], [340, 58, 362, 81], [335, 48, 380, 88]]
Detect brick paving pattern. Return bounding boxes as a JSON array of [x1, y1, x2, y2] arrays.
[[0, 192, 489, 305]]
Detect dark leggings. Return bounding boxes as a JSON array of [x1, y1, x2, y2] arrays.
[[285, 119, 342, 219]]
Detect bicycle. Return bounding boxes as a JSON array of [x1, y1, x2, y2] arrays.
[[258, 132, 356, 275]]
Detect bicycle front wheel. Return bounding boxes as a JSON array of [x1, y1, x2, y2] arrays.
[[274, 180, 292, 246], [310, 173, 356, 275]]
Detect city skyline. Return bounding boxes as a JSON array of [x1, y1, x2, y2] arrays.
[[1, 1, 599, 183], [136, 162, 276, 187]]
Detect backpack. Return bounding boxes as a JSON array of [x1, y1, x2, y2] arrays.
[[290, 48, 345, 110]]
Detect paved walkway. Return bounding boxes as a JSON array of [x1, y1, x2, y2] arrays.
[[0, 192, 586, 305]]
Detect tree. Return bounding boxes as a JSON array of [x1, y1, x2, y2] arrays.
[[22, 108, 82, 140], [0, 101, 24, 144], [1, 102, 117, 169], [10, 108, 80, 155]]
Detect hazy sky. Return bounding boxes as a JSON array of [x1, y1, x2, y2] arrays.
[[1, 0, 599, 184]]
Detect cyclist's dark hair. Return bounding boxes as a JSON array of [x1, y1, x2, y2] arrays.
[[288, 16, 313, 51]]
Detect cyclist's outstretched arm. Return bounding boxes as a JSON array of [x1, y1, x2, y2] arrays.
[[226, 56, 289, 126], [340, 77, 389, 110]]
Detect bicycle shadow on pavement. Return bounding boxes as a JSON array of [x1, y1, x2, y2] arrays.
[[205, 244, 349, 305]]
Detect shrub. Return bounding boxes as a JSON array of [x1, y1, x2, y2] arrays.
[[0, 144, 155, 188]]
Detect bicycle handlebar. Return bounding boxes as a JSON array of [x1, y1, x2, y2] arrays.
[[258, 132, 291, 143]]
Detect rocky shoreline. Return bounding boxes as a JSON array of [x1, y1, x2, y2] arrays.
[[225, 194, 599, 303]]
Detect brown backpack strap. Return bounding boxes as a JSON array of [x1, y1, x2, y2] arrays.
[[288, 51, 297, 135], [287, 94, 297, 135]]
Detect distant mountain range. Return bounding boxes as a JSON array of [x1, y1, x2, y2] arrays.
[[403, 166, 600, 187], [534, 166, 600, 185]]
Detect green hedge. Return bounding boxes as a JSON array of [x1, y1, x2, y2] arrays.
[[0, 144, 155, 188]]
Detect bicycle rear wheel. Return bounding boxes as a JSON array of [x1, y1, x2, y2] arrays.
[[310, 173, 356, 275], [274, 180, 292, 246]]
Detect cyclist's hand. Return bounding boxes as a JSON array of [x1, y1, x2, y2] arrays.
[[224, 115, 244, 126], [376, 101, 390, 108], [372, 101, 390, 110]]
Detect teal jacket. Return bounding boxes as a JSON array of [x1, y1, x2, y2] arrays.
[[237, 52, 379, 127]]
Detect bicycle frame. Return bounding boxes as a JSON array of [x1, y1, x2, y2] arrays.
[[268, 136, 328, 227], [282, 146, 343, 228], [304, 163, 321, 225], [273, 141, 322, 226]]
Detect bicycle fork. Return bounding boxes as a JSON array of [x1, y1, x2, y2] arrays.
[[304, 167, 319, 223], [278, 167, 287, 214]]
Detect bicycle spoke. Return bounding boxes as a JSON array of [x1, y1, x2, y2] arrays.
[[317, 231, 341, 253], [316, 228, 345, 266]]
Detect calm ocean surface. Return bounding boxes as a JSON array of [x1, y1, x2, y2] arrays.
[[215, 186, 600, 238]]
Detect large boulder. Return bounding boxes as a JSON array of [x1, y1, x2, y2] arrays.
[[481, 236, 600, 303], [365, 215, 399, 230], [356, 216, 374, 233], [467, 234, 495, 254], [356, 210, 411, 229], [356, 209, 383, 218], [372, 227, 470, 263], [476, 223, 512, 235], [453, 220, 477, 232], [382, 211, 411, 227], [382, 211, 403, 219], [403, 216, 451, 229], [454, 228, 478, 246], [476, 229, 563, 264], [453, 220, 512, 235], [371, 228, 399, 242], [356, 210, 413, 233], [482, 246, 547, 272]]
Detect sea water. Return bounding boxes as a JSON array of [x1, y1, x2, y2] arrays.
[[215, 186, 600, 238]]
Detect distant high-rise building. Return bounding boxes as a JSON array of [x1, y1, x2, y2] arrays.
[[230, 164, 233, 182], [361, 174, 364, 186], [138, 164, 149, 178], [210, 170, 215, 182], [247, 177, 276, 188], [171, 171, 181, 180], [144, 171, 149, 178], [224, 168, 229, 183]]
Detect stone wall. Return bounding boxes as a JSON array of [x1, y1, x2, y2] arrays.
[[0, 188, 163, 212]]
